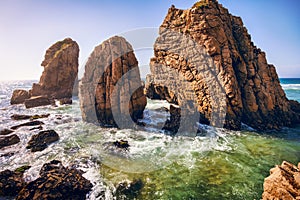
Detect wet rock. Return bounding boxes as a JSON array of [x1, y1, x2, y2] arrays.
[[145, 0, 300, 131], [0, 129, 14, 135], [10, 89, 31, 105], [29, 125, 43, 131], [113, 140, 130, 150], [0, 166, 30, 197], [59, 98, 72, 105], [80, 36, 147, 128], [11, 120, 44, 130], [16, 160, 93, 200], [0, 134, 20, 149], [163, 105, 181, 134], [24, 96, 52, 108], [116, 179, 144, 199], [26, 130, 59, 152], [11, 38, 79, 108], [262, 161, 300, 200], [11, 114, 50, 120]]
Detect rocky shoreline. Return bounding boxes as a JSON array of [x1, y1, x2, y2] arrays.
[[2, 0, 300, 199]]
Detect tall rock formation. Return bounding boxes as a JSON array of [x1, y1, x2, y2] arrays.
[[11, 38, 79, 108], [79, 36, 147, 128], [31, 38, 79, 100], [145, 0, 300, 130]]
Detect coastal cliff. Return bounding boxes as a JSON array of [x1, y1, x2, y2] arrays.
[[145, 0, 300, 130]]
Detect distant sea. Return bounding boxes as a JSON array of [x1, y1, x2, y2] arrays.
[[0, 79, 300, 199], [280, 78, 300, 102]]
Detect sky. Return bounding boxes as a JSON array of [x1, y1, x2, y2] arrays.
[[0, 0, 299, 80]]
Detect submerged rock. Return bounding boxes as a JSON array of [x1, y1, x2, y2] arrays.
[[11, 114, 50, 120], [11, 38, 79, 108], [116, 179, 144, 199], [26, 130, 59, 152], [16, 160, 93, 200], [113, 140, 130, 150], [145, 0, 300, 131], [80, 36, 147, 128], [0, 134, 20, 149], [262, 161, 300, 200], [0, 166, 30, 197], [10, 89, 31, 105], [11, 120, 44, 130]]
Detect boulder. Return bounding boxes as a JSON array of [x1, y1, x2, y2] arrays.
[[11, 38, 79, 108], [80, 36, 147, 128], [26, 130, 59, 152], [0, 134, 20, 149], [262, 161, 300, 200], [16, 160, 93, 200], [145, 0, 300, 131], [10, 89, 31, 105], [24, 96, 52, 108]]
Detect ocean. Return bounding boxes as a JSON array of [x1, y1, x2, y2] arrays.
[[0, 79, 300, 199]]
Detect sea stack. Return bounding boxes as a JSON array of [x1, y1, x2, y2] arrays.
[[145, 0, 300, 130], [79, 36, 147, 128], [10, 38, 79, 108]]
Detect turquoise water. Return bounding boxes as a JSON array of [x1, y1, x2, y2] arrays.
[[0, 79, 300, 199]]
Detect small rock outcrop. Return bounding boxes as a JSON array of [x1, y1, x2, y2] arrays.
[[145, 0, 300, 130], [80, 36, 147, 128], [0, 134, 20, 149], [16, 160, 93, 200], [10, 90, 31, 105], [11, 120, 44, 130], [262, 161, 300, 200], [11, 38, 79, 108], [26, 130, 59, 152], [24, 96, 53, 108]]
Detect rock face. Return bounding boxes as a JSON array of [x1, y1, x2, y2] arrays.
[[16, 160, 93, 200], [145, 0, 300, 130], [80, 36, 147, 128], [262, 161, 300, 200], [10, 38, 79, 108], [10, 90, 31, 105]]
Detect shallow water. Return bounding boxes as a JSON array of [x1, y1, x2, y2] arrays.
[[0, 80, 300, 199]]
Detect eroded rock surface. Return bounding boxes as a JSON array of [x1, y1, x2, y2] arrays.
[[0, 166, 30, 197], [16, 160, 93, 200], [262, 161, 300, 200], [145, 0, 300, 130], [11, 38, 79, 108], [80, 36, 147, 128]]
